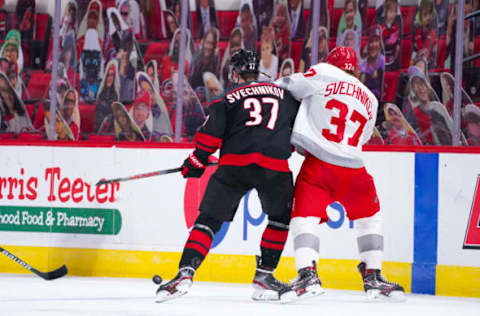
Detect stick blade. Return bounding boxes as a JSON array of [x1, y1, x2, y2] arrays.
[[44, 265, 68, 280], [96, 180, 108, 186]]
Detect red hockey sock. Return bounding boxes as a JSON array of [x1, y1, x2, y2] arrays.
[[260, 223, 289, 269], [180, 226, 214, 269]]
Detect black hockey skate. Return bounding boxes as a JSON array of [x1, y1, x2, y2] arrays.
[[290, 261, 325, 299], [155, 267, 195, 303], [357, 262, 405, 301], [252, 256, 296, 303]]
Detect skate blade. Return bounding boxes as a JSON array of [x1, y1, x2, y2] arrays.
[[365, 289, 406, 302], [279, 290, 298, 303], [295, 284, 325, 300], [252, 288, 297, 304], [155, 279, 192, 303]]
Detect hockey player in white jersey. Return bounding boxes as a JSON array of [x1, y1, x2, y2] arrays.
[[276, 46, 405, 301]]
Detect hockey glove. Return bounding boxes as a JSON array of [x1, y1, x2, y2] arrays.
[[181, 152, 207, 178]]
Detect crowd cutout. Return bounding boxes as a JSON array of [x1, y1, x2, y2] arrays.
[[0, 0, 480, 145]]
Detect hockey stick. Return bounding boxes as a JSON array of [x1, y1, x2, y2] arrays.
[[95, 162, 218, 186], [0, 247, 68, 280]]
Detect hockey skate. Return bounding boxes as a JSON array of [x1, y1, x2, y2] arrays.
[[252, 256, 297, 303], [155, 267, 195, 303], [290, 261, 325, 299], [357, 262, 405, 302]]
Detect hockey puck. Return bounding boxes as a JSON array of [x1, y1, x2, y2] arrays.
[[152, 275, 163, 284]]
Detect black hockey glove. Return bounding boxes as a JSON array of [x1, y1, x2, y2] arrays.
[[181, 151, 208, 178]]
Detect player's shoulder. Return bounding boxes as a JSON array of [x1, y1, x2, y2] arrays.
[[311, 62, 338, 74], [299, 63, 344, 82], [206, 95, 226, 110]]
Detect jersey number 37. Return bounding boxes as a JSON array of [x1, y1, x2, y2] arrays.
[[322, 99, 367, 147], [243, 97, 279, 130]]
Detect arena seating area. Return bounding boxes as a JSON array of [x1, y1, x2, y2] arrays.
[[1, 0, 479, 145]]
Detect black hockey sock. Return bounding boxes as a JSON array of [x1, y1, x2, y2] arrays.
[[179, 213, 222, 269], [259, 221, 289, 270]]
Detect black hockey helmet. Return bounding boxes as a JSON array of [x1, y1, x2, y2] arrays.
[[229, 48, 259, 80]]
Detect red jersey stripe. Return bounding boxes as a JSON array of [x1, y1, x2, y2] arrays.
[[219, 153, 290, 172], [195, 132, 222, 149], [196, 142, 217, 153]]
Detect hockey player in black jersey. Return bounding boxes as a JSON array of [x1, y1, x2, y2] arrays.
[[155, 49, 300, 303]]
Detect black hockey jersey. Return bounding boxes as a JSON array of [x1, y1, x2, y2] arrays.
[[194, 81, 300, 172]]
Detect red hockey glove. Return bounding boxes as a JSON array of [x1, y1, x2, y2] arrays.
[[181, 152, 207, 178]]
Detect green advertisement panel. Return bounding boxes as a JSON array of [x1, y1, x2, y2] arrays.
[[0, 206, 121, 235]]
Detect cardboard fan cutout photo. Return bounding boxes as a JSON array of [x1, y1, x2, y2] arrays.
[[79, 28, 103, 103], [270, 0, 291, 66], [60, 0, 78, 41], [440, 72, 473, 117], [146, 60, 161, 93], [298, 0, 329, 72], [298, 26, 329, 73], [106, 6, 131, 58], [286, 0, 305, 40], [112, 101, 145, 142], [366, 126, 385, 145], [163, 9, 179, 40], [44, 106, 75, 141], [190, 27, 220, 91], [441, 72, 480, 145], [128, 88, 153, 141], [236, 0, 258, 51], [170, 72, 205, 139], [0, 71, 32, 134], [383, 103, 422, 145], [220, 27, 244, 88], [95, 59, 120, 132], [375, 0, 402, 70], [404, 72, 440, 144], [278, 58, 294, 78], [410, 0, 438, 68], [195, 0, 218, 39], [428, 101, 467, 146], [117, 0, 147, 40], [337, 0, 362, 54], [360, 25, 385, 102], [76, 0, 105, 58], [107, 5, 145, 70], [202, 72, 224, 104], [165, 0, 192, 35], [1, 30, 24, 75], [462, 104, 480, 146], [258, 26, 278, 82], [252, 0, 274, 38], [60, 88, 81, 140], [135, 71, 173, 141]]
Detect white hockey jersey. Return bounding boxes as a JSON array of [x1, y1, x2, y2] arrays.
[[276, 63, 378, 168]]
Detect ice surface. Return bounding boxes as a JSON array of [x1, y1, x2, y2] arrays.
[[0, 274, 478, 316]]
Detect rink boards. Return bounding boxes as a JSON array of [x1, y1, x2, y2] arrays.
[[0, 144, 478, 298]]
